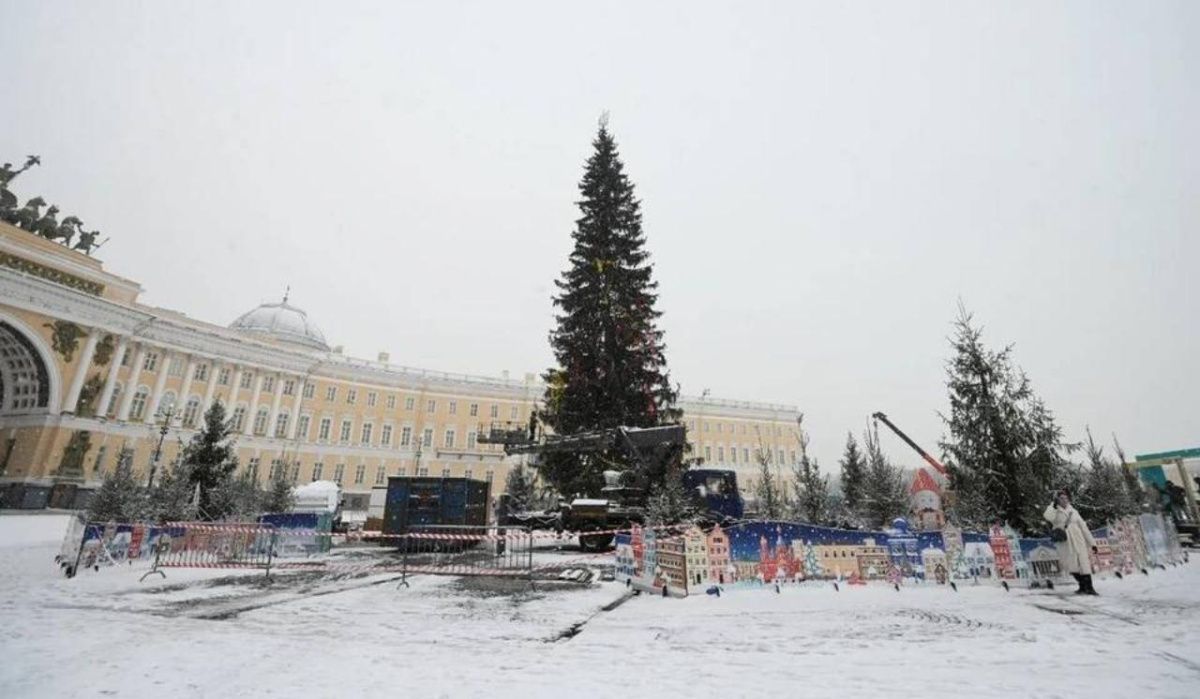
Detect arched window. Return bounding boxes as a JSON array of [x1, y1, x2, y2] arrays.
[[230, 405, 247, 432], [130, 387, 150, 420], [253, 407, 270, 435], [183, 396, 202, 428]]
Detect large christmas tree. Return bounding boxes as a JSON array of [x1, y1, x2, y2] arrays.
[[540, 120, 680, 497]]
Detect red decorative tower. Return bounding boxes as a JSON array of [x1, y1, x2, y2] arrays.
[[989, 523, 1015, 579]]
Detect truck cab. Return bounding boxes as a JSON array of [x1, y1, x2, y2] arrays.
[[681, 468, 744, 521]]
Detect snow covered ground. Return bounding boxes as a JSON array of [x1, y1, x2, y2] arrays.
[[2, 513, 1199, 698]]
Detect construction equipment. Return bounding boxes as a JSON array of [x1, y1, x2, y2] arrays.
[[870, 412, 947, 475], [484, 421, 743, 551]]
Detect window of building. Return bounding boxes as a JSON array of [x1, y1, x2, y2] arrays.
[[778, 449, 785, 465], [240, 372, 254, 389], [183, 397, 202, 428], [417, 465, 428, 477], [246, 457, 260, 482], [489, 404, 498, 418], [262, 376, 275, 393], [312, 462, 324, 481], [193, 364, 209, 381], [318, 417, 332, 441], [422, 428, 433, 448], [346, 388, 357, 405], [730, 446, 737, 464], [167, 357, 184, 377], [381, 424, 393, 446], [302, 383, 315, 399], [326, 386, 337, 402], [158, 391, 177, 415], [469, 403, 478, 417], [92, 446, 108, 475], [485, 470, 494, 484], [218, 367, 230, 385], [790, 450, 797, 464], [367, 391, 377, 407], [354, 464, 365, 485], [467, 432, 477, 449], [404, 396, 415, 410], [743, 448, 750, 463], [333, 464, 345, 485], [427, 399, 436, 413], [106, 383, 122, 417], [717, 423, 723, 433], [386, 394, 396, 410], [704, 422, 710, 432], [361, 423, 373, 445], [290, 462, 300, 483], [283, 379, 295, 396], [510, 405, 518, 420], [440, 467, 451, 478], [397, 466, 407, 477], [375, 465, 386, 485], [340, 420, 352, 443], [704, 446, 712, 461], [268, 459, 281, 480], [717, 446, 724, 462], [121, 350, 132, 367], [297, 415, 311, 439], [253, 408, 270, 435], [143, 352, 159, 372], [400, 426, 412, 447], [444, 429, 455, 448], [275, 413, 289, 438], [130, 387, 150, 420], [231, 405, 247, 432]]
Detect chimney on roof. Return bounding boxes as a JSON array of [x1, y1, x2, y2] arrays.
[[378, 351, 390, 363]]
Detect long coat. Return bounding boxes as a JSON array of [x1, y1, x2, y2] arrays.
[[1043, 503, 1096, 576]]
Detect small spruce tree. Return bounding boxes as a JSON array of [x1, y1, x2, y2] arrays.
[[264, 462, 296, 514], [87, 448, 147, 522], [148, 456, 196, 523], [839, 432, 867, 522], [182, 401, 239, 520], [862, 426, 908, 529], [753, 445, 786, 520], [789, 415, 829, 524]]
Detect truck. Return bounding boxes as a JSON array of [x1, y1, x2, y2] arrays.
[[381, 476, 491, 539], [484, 421, 744, 551]]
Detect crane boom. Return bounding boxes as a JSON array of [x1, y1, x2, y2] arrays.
[[871, 412, 947, 475]]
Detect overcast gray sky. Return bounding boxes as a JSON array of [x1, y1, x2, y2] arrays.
[[2, 1, 1196, 470]]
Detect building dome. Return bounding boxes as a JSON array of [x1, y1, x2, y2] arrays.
[[229, 298, 329, 351]]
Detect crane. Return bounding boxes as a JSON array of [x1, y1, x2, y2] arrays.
[[870, 412, 947, 476]]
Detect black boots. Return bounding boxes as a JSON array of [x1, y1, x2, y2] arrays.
[[1073, 574, 1098, 596]]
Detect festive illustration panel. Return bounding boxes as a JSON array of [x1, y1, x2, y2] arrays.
[[616, 514, 1185, 596]]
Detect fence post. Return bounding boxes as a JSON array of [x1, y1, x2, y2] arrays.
[[139, 533, 168, 582], [264, 528, 276, 580], [68, 521, 90, 578], [527, 527, 535, 591], [398, 533, 411, 589]]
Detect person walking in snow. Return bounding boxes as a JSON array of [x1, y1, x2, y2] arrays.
[[1044, 488, 1099, 595]]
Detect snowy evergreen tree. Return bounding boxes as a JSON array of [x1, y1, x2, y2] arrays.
[[87, 448, 147, 522], [182, 401, 239, 520], [646, 472, 694, 526], [539, 119, 680, 498], [148, 456, 196, 523], [1077, 428, 1140, 524], [790, 415, 829, 524], [263, 463, 295, 514], [838, 432, 867, 523], [208, 469, 264, 521], [753, 446, 786, 519], [504, 464, 536, 512], [862, 426, 908, 529], [1112, 435, 1147, 514], [938, 306, 1076, 533]]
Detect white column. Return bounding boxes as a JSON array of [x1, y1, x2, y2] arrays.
[[267, 373, 285, 438], [117, 344, 147, 421], [97, 336, 129, 418], [63, 329, 100, 414], [244, 371, 265, 436], [227, 365, 245, 408], [146, 350, 174, 422], [202, 361, 221, 413], [177, 354, 198, 409], [286, 378, 306, 440]]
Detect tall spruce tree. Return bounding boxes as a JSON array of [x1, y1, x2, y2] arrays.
[[862, 425, 909, 529], [148, 455, 196, 523], [182, 401, 239, 520], [540, 120, 680, 497], [839, 432, 867, 522], [939, 306, 1075, 533], [790, 416, 829, 524], [753, 447, 786, 520]]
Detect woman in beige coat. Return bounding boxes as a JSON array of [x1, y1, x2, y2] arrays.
[[1043, 488, 1099, 595]]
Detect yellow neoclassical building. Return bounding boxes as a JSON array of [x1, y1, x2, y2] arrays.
[[0, 221, 800, 513]]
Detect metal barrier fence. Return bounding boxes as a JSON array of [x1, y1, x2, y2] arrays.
[[393, 525, 534, 587], [148, 522, 278, 579]]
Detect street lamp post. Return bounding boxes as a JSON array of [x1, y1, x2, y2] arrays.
[[147, 405, 180, 489]]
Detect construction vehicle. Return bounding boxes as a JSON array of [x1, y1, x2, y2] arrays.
[[870, 412, 948, 476], [871, 411, 948, 529], [1128, 448, 1200, 548], [481, 420, 743, 551]]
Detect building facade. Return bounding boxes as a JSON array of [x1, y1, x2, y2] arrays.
[[0, 222, 801, 511]]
